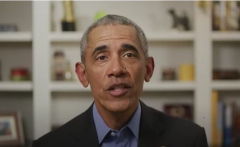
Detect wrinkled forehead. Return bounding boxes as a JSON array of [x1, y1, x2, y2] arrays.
[[87, 24, 139, 46]]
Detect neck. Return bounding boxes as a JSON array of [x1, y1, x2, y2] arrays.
[[96, 103, 138, 130]]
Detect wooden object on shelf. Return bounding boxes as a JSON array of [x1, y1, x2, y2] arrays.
[[161, 68, 176, 80], [213, 69, 239, 80]]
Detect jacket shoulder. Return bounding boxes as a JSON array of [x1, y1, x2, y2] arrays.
[[147, 104, 203, 132], [32, 106, 93, 147], [144, 104, 208, 146]]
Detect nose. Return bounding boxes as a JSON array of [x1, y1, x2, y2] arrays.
[[107, 57, 126, 78]]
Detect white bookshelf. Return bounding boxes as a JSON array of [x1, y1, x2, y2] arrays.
[[212, 80, 240, 90], [0, 81, 32, 91], [50, 31, 194, 42], [50, 81, 195, 92], [33, 1, 212, 142], [212, 32, 240, 41], [1, 1, 239, 144], [50, 32, 83, 42], [144, 81, 195, 91], [146, 31, 194, 42], [0, 32, 32, 42], [50, 82, 90, 92]]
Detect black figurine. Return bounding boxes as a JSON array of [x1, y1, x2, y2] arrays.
[[181, 12, 190, 31], [168, 9, 179, 29], [168, 9, 190, 31]]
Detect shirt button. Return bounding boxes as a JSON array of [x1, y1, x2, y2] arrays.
[[111, 131, 115, 136]]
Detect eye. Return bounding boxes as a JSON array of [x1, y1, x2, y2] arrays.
[[124, 53, 135, 58], [96, 56, 107, 60]]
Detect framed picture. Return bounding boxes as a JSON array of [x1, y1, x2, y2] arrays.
[[0, 112, 24, 146], [164, 104, 193, 120]]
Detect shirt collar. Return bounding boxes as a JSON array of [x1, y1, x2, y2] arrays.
[[127, 102, 141, 139], [93, 102, 141, 144]]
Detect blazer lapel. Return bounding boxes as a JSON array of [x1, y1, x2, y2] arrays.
[[138, 101, 167, 147], [67, 103, 100, 147]]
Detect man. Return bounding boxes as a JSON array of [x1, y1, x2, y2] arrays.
[[32, 15, 208, 147]]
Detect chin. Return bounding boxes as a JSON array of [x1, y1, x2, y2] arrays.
[[107, 106, 129, 113], [104, 99, 134, 113]]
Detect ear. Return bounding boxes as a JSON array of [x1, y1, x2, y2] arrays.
[[144, 57, 155, 82], [75, 62, 89, 87]]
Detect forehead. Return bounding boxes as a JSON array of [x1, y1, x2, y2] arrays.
[[88, 24, 139, 45]]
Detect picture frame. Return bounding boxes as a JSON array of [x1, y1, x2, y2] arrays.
[[0, 111, 24, 147], [164, 104, 193, 120]]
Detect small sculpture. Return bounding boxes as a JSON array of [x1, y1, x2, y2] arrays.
[[168, 9, 190, 31]]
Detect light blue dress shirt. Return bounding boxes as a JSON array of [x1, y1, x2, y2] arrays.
[[93, 102, 141, 147]]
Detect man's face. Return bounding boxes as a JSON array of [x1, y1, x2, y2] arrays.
[[76, 25, 154, 114]]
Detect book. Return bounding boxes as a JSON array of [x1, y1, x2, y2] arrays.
[[212, 91, 219, 146]]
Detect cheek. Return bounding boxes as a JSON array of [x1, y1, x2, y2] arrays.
[[87, 67, 106, 84], [129, 63, 146, 81]]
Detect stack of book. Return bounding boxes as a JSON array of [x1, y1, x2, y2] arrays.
[[211, 91, 240, 147], [212, 1, 240, 31]]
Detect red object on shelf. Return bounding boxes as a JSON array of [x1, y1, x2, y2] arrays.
[[11, 68, 29, 81], [11, 68, 28, 76]]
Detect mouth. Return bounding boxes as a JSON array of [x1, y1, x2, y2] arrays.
[[107, 83, 132, 97]]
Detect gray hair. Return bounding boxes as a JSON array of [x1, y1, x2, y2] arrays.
[[80, 14, 148, 64]]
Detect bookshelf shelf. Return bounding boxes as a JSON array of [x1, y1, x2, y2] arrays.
[[50, 82, 90, 92], [212, 80, 240, 90], [0, 32, 32, 42], [50, 32, 84, 42], [144, 81, 195, 91], [50, 81, 195, 92], [212, 32, 240, 41], [146, 31, 194, 42], [50, 31, 194, 42], [0, 81, 32, 91]]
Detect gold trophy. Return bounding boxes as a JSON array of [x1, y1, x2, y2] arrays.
[[62, 0, 76, 31]]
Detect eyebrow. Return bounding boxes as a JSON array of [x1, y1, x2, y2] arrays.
[[91, 43, 139, 57], [91, 45, 108, 57], [121, 44, 139, 54]]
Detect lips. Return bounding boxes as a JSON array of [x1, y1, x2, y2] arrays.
[[107, 83, 131, 97]]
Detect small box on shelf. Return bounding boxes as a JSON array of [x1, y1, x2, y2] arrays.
[[213, 69, 240, 80], [10, 68, 30, 82]]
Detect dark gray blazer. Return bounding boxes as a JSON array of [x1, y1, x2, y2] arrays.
[[32, 101, 209, 147]]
